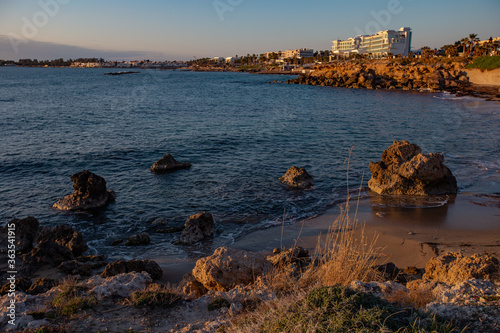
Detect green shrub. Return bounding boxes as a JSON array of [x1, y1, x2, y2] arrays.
[[466, 56, 500, 70], [131, 284, 180, 308]]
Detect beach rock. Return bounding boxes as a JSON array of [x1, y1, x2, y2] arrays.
[[368, 141, 458, 195], [101, 259, 163, 280], [125, 232, 151, 246], [0, 216, 39, 254], [266, 246, 310, 267], [279, 166, 314, 188], [149, 217, 168, 226], [180, 273, 208, 298], [176, 212, 214, 245], [150, 154, 191, 173], [35, 225, 88, 256], [192, 247, 272, 291], [423, 252, 500, 284], [26, 278, 56, 295], [85, 272, 152, 298], [0, 277, 32, 295], [53, 170, 115, 211], [23, 241, 75, 268], [76, 254, 107, 269], [58, 260, 93, 276]]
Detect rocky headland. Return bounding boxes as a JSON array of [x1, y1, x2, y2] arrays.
[[286, 59, 500, 100]]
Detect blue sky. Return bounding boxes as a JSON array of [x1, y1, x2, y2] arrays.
[[0, 0, 499, 60]]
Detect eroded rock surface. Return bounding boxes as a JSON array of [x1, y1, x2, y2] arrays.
[[279, 166, 314, 189], [53, 170, 115, 210], [150, 154, 191, 173], [192, 247, 272, 292], [101, 259, 163, 280], [176, 212, 214, 245], [368, 141, 458, 195], [0, 216, 39, 254]]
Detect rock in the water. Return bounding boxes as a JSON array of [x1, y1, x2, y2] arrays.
[[423, 252, 499, 284], [279, 166, 314, 188], [125, 232, 150, 246], [101, 259, 163, 280], [53, 170, 115, 210], [176, 212, 214, 245], [0, 216, 39, 254], [150, 154, 191, 173], [368, 141, 458, 195], [192, 247, 272, 291], [35, 225, 88, 256]]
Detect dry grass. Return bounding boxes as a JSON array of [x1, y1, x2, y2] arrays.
[[385, 286, 436, 308]]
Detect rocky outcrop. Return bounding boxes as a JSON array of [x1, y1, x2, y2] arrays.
[[368, 141, 458, 196], [287, 59, 470, 93], [101, 259, 163, 280], [423, 252, 500, 284], [53, 170, 115, 211], [0, 216, 39, 254], [23, 241, 75, 268], [85, 272, 152, 298], [150, 154, 191, 173], [125, 232, 151, 246], [176, 212, 214, 245], [192, 247, 272, 292], [35, 225, 88, 256], [279, 166, 314, 189]]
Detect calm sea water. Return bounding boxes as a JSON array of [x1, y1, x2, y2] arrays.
[[1, 67, 499, 259]]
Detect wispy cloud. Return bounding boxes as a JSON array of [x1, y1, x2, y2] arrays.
[[0, 36, 171, 61]]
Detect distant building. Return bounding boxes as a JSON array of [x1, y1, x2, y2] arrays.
[[331, 27, 412, 58], [225, 57, 240, 64], [214, 57, 225, 63], [282, 48, 314, 59]]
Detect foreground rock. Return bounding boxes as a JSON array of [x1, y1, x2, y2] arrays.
[[101, 259, 163, 280], [150, 154, 191, 173], [423, 252, 499, 284], [35, 225, 88, 256], [0, 216, 39, 254], [368, 141, 458, 195], [53, 170, 115, 210], [176, 212, 214, 245], [192, 247, 272, 292], [279, 166, 314, 189]]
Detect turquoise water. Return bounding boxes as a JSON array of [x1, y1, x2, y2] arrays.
[[0, 67, 499, 259]]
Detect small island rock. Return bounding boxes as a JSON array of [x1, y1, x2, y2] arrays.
[[150, 154, 191, 173], [53, 170, 115, 211], [125, 232, 151, 246], [176, 212, 214, 245], [368, 141, 458, 196], [279, 166, 314, 188]]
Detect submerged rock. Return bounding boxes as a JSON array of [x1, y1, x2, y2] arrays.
[[53, 170, 115, 211], [192, 247, 272, 292], [125, 232, 151, 246], [368, 141, 458, 196], [176, 212, 214, 245], [150, 154, 191, 173], [279, 166, 314, 189]]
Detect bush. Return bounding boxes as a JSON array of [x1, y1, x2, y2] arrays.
[[208, 297, 231, 311], [51, 281, 97, 316], [131, 283, 180, 308], [466, 56, 500, 71]]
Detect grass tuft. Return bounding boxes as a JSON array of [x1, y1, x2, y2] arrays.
[[208, 297, 231, 311], [131, 283, 180, 308]]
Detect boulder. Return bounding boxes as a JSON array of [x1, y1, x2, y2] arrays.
[[150, 154, 191, 173], [53, 170, 115, 211], [0, 216, 39, 254], [101, 259, 163, 280], [35, 225, 88, 256], [192, 247, 272, 291], [176, 212, 214, 245], [86, 272, 152, 298], [58, 260, 93, 276], [267, 247, 310, 267], [23, 241, 75, 268], [368, 141, 458, 195], [125, 232, 151, 246], [423, 252, 500, 284], [279, 166, 314, 189]]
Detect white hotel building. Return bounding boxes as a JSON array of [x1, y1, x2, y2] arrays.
[[331, 27, 412, 58]]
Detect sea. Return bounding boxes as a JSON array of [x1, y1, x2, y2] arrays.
[[1, 67, 499, 260]]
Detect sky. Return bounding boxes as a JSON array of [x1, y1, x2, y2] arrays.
[[0, 0, 499, 61]]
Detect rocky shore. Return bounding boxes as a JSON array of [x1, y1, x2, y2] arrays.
[[286, 59, 500, 101]]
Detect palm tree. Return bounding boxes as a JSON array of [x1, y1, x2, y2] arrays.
[[460, 38, 468, 56], [468, 33, 479, 56]]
